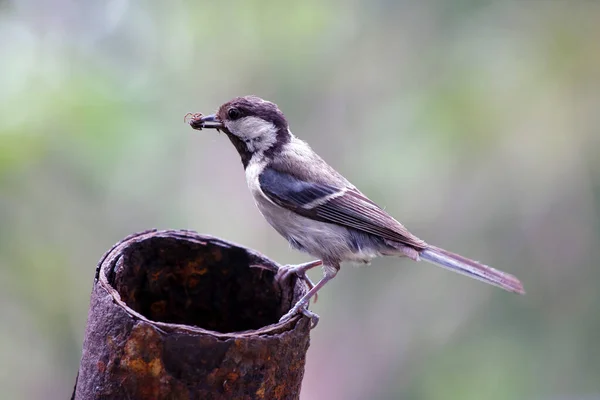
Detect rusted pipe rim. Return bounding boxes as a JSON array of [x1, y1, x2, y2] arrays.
[[95, 229, 306, 338]]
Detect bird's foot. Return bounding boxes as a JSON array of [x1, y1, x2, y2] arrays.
[[278, 301, 320, 329], [278, 264, 337, 330], [275, 260, 322, 303]]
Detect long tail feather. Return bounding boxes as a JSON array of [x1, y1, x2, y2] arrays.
[[419, 246, 525, 294]]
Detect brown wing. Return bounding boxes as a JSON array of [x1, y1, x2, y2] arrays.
[[258, 166, 428, 250]]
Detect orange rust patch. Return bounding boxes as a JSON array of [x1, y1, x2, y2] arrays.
[[274, 384, 287, 399], [222, 371, 240, 394], [226, 372, 239, 383], [124, 358, 150, 374], [255, 383, 266, 399], [120, 324, 165, 379], [148, 358, 163, 376]]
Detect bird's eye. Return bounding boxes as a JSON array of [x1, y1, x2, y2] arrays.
[[227, 108, 241, 120]]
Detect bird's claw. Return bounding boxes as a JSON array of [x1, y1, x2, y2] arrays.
[[275, 261, 321, 303], [302, 308, 320, 328], [278, 303, 320, 329]]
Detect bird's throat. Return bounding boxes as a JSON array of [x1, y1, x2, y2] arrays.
[[225, 132, 253, 168]]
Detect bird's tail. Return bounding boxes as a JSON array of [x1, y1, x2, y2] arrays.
[[419, 245, 525, 294]]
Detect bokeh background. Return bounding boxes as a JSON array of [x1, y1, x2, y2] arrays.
[[2, 1, 600, 399]]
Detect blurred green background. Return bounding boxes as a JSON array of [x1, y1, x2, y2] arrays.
[[1, 1, 600, 399]]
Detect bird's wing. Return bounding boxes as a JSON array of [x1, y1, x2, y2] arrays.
[[258, 166, 427, 249]]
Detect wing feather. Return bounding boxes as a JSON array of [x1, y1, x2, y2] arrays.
[[258, 167, 427, 249]]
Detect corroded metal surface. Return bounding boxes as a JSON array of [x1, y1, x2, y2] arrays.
[[74, 229, 311, 400]]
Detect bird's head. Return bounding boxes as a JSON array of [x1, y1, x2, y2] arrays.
[[191, 96, 291, 167]]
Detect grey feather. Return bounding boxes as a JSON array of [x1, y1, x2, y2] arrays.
[[258, 160, 428, 250]]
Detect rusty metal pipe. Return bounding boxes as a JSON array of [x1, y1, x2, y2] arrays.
[[73, 229, 311, 400]]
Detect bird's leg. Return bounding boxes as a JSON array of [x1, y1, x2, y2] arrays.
[[279, 263, 339, 329], [276, 259, 322, 302]]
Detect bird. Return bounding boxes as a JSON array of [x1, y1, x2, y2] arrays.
[[187, 95, 524, 327]]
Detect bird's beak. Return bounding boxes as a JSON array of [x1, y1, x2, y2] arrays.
[[190, 114, 224, 131]]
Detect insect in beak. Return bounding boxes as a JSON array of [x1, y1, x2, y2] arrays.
[[185, 113, 223, 132]]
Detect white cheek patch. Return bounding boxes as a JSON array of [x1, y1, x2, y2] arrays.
[[225, 116, 278, 153]]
